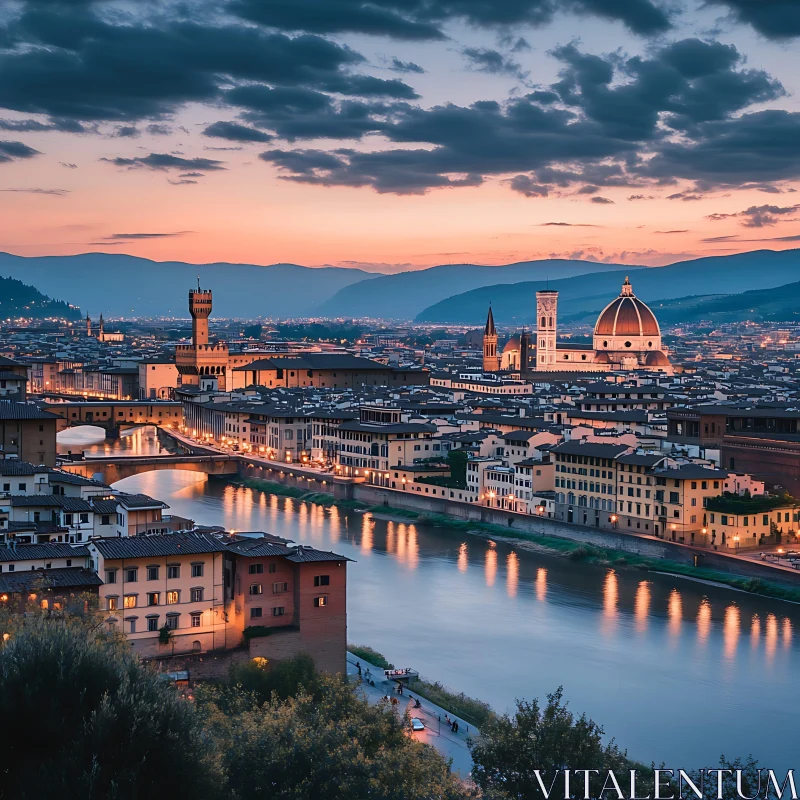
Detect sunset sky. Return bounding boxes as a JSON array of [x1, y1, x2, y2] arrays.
[[1, 0, 799, 272]]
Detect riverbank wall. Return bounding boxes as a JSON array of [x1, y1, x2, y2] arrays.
[[192, 449, 800, 593], [354, 484, 800, 590]]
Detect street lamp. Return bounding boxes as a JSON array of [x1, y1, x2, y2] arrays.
[[733, 535, 740, 554]]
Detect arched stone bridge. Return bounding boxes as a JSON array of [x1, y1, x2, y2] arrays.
[[61, 454, 240, 484]]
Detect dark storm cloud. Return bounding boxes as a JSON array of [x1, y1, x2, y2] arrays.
[[101, 153, 226, 171], [0, 140, 40, 163], [228, 0, 445, 41], [509, 175, 549, 197], [0, 117, 86, 132], [146, 124, 172, 136], [643, 110, 800, 186], [388, 58, 425, 74], [203, 121, 274, 143], [261, 147, 483, 194], [114, 125, 140, 138], [549, 39, 783, 142], [706, 204, 800, 227], [226, 84, 398, 141], [0, 6, 393, 121], [461, 48, 528, 80], [230, 0, 672, 39], [253, 35, 790, 196], [708, 0, 800, 40]]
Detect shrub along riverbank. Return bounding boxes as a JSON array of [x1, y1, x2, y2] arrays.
[[231, 477, 800, 604]]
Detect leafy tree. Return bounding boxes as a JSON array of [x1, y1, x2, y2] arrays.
[[201, 675, 467, 800], [0, 617, 222, 800], [469, 687, 645, 800], [447, 448, 468, 487], [243, 323, 263, 339], [230, 652, 320, 702]]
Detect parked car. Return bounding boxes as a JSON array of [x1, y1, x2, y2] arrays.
[[411, 717, 425, 732]]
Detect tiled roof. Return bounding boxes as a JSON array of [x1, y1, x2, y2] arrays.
[[550, 441, 631, 459], [226, 541, 293, 558], [114, 493, 169, 509], [283, 546, 352, 563], [91, 499, 119, 514], [9, 496, 93, 511], [50, 472, 109, 487], [654, 466, 729, 480], [0, 567, 102, 593], [234, 354, 391, 372], [0, 461, 50, 476], [0, 543, 90, 562], [91, 532, 227, 559], [0, 401, 58, 420], [616, 453, 668, 466]]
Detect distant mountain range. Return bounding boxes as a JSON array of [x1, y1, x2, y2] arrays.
[[0, 252, 375, 318], [0, 276, 81, 320], [417, 249, 800, 325], [3, 248, 800, 324], [317, 260, 621, 319]]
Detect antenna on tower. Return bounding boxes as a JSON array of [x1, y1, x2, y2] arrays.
[[197, 275, 201, 291]]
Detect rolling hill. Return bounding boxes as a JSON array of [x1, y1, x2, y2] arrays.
[[0, 253, 376, 318], [640, 280, 800, 326], [0, 276, 81, 320], [318, 260, 627, 319], [416, 249, 800, 325]]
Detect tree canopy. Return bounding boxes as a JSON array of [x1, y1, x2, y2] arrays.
[[0, 617, 222, 800]]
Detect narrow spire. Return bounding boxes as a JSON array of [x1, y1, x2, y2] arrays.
[[197, 275, 201, 291], [484, 304, 496, 336]]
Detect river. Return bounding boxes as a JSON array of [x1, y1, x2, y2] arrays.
[[105, 478, 797, 769], [58, 427, 798, 767]]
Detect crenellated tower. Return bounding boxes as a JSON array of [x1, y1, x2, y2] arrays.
[[176, 279, 229, 389], [189, 281, 212, 347]]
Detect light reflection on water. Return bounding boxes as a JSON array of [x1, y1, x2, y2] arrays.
[[113, 468, 799, 768], [57, 425, 166, 457]]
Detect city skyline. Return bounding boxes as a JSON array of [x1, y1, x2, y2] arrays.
[[1, 0, 799, 271]]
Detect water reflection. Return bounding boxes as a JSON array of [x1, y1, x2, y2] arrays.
[[766, 614, 778, 663], [603, 571, 618, 619], [751, 614, 761, 651], [697, 598, 712, 643], [57, 425, 165, 457], [723, 605, 740, 660], [668, 589, 682, 639], [457, 543, 468, 573], [507, 552, 519, 598], [112, 470, 800, 768], [634, 581, 650, 632], [535, 567, 547, 602], [485, 545, 497, 587]]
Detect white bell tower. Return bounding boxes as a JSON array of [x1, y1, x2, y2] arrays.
[[536, 290, 558, 369]]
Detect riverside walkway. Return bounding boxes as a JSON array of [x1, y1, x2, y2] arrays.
[[346, 652, 477, 777]]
